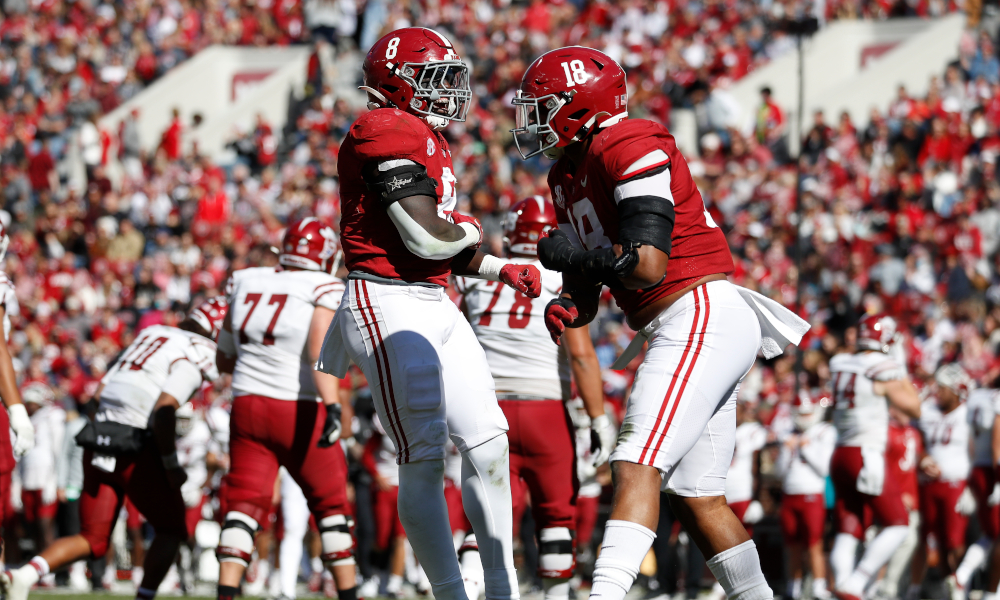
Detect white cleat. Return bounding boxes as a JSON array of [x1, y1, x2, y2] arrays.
[[3, 567, 35, 600]]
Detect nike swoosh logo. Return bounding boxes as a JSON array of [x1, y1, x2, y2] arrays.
[[580, 175, 588, 187]]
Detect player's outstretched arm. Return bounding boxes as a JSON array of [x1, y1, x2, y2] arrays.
[[878, 377, 921, 418], [383, 193, 482, 260], [151, 392, 189, 489], [0, 306, 32, 457], [216, 311, 237, 374], [451, 248, 541, 297]]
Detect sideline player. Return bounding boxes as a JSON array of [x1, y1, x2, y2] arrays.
[[776, 392, 835, 600], [0, 221, 35, 570], [827, 314, 920, 600], [318, 28, 542, 600], [2, 297, 226, 600], [511, 46, 807, 600], [456, 197, 612, 600], [907, 364, 973, 600], [877, 406, 923, 600], [214, 219, 357, 600], [954, 384, 1000, 593], [725, 400, 766, 537]]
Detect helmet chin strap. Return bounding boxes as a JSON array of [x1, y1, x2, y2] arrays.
[[359, 86, 391, 110]]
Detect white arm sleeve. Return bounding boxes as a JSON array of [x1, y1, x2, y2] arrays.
[[386, 202, 480, 260], [161, 360, 205, 404]]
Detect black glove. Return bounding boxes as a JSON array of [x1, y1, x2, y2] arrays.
[[537, 230, 638, 288], [317, 403, 343, 448]]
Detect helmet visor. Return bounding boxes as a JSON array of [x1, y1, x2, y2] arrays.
[[511, 91, 562, 160]]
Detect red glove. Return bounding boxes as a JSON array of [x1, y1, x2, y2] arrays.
[[499, 264, 542, 298], [451, 212, 483, 250], [544, 297, 578, 345]]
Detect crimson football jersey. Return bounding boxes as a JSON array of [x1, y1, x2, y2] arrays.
[[339, 108, 459, 287], [886, 422, 921, 508], [547, 119, 733, 316]]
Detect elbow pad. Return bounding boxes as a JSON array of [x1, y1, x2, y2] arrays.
[[362, 160, 438, 207], [618, 195, 675, 256]]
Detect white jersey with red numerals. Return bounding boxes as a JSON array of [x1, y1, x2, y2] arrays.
[[725, 421, 767, 504], [455, 258, 569, 400], [100, 325, 218, 429], [830, 351, 907, 451], [776, 422, 837, 495], [0, 271, 18, 340], [226, 267, 344, 401], [919, 400, 971, 483], [967, 388, 998, 467]]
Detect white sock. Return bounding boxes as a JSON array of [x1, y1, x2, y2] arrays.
[[955, 537, 990, 588], [460, 535, 484, 600], [311, 556, 323, 576], [279, 533, 306, 598], [787, 578, 802, 599], [461, 435, 518, 600], [398, 460, 467, 600], [544, 579, 571, 600], [830, 534, 859, 588], [813, 578, 829, 598], [706, 540, 773, 600], [387, 574, 404, 593], [588, 520, 656, 600], [29, 556, 50, 578], [842, 526, 909, 596]]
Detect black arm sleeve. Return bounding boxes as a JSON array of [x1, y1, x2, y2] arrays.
[[362, 161, 439, 207], [616, 165, 676, 256]]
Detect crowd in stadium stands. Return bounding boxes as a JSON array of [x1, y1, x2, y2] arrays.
[[0, 0, 995, 596]]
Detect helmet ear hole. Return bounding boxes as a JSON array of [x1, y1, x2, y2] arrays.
[[566, 109, 588, 121]]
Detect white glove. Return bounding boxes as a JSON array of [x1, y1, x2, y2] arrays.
[[956, 486, 977, 515], [988, 483, 1000, 507], [743, 500, 765, 524], [8, 404, 34, 458], [589, 414, 617, 467]]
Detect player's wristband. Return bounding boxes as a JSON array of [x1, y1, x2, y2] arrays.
[[477, 254, 505, 282], [162, 452, 180, 470]]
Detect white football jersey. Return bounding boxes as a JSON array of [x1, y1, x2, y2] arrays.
[[20, 404, 65, 492], [177, 417, 211, 507], [0, 271, 18, 340], [830, 351, 906, 451], [967, 389, 998, 467], [919, 400, 971, 482], [776, 422, 837, 495], [100, 325, 218, 429], [226, 267, 344, 401], [455, 258, 569, 400], [725, 421, 767, 503]]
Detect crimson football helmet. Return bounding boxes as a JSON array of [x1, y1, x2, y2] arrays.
[[189, 295, 228, 340], [279, 218, 341, 274], [857, 313, 897, 353], [512, 46, 628, 159], [792, 389, 828, 431], [504, 196, 558, 256], [361, 28, 471, 130]]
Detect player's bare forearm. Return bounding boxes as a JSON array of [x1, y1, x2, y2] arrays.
[[993, 414, 1000, 464], [564, 325, 604, 419], [151, 392, 181, 455], [217, 312, 236, 374], [882, 378, 921, 418], [397, 195, 467, 241], [0, 309, 22, 409], [450, 248, 483, 276], [339, 385, 354, 439], [309, 306, 341, 407], [617, 244, 669, 290]]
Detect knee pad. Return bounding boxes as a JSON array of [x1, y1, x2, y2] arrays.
[[216, 512, 258, 567], [538, 527, 575, 579], [319, 514, 356, 566]]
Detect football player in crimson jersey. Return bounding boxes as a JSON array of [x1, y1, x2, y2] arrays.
[[0, 222, 34, 572], [827, 314, 920, 600], [318, 28, 541, 600], [879, 405, 923, 600], [2, 296, 227, 600], [511, 46, 807, 600], [214, 219, 358, 600], [455, 197, 612, 600]]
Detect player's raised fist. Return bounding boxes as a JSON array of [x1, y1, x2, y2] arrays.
[[451, 212, 483, 250], [543, 297, 578, 345], [537, 228, 577, 273], [500, 263, 541, 298]]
